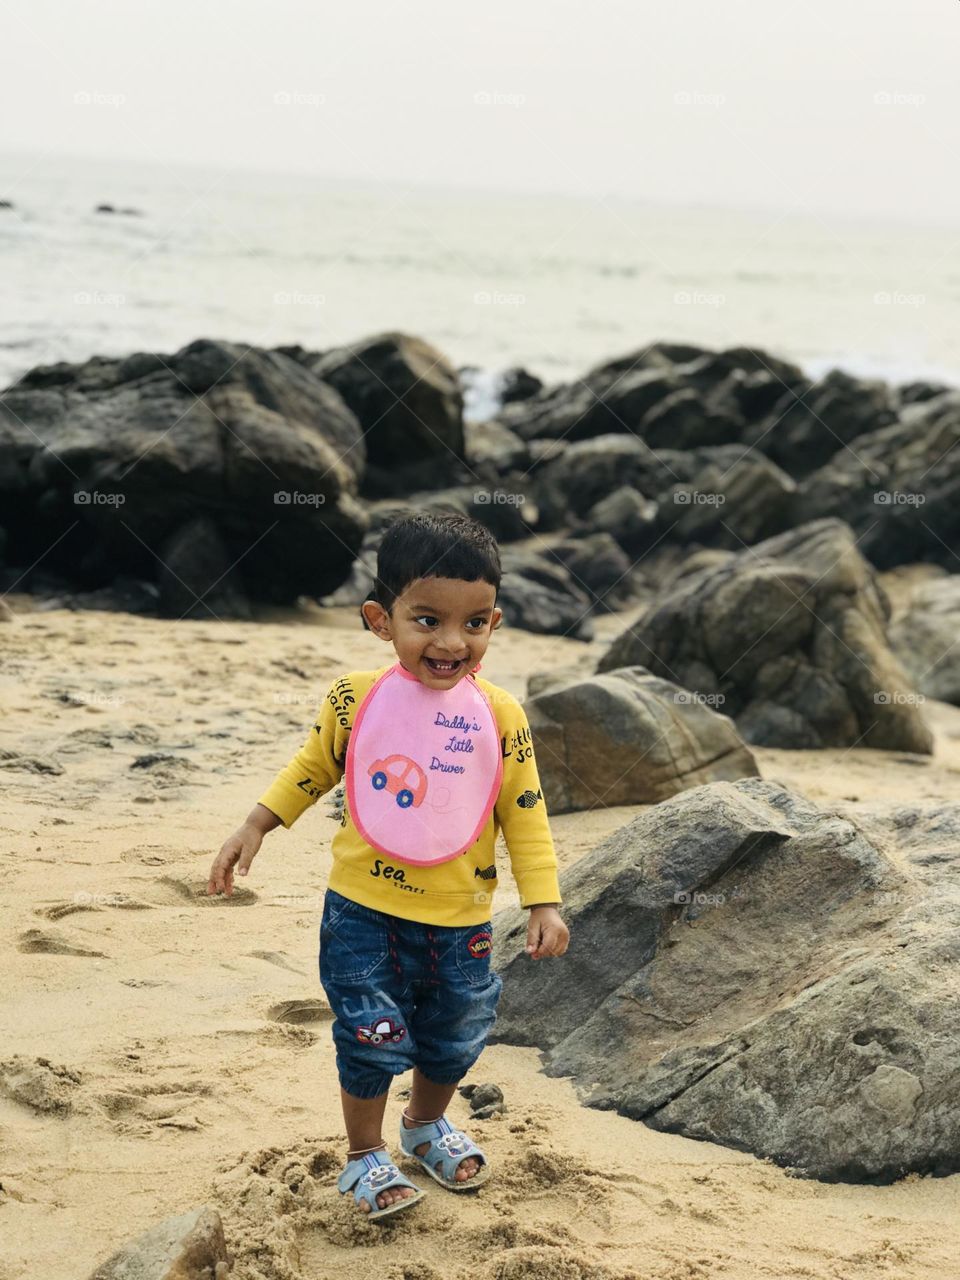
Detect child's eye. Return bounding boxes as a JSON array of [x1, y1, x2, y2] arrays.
[[414, 615, 438, 627], [466, 618, 487, 630]]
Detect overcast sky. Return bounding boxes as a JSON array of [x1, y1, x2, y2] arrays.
[[1, 0, 956, 222]]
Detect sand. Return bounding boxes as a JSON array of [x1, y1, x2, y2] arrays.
[[2, 594, 959, 1280]]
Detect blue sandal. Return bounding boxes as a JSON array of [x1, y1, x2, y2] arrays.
[[337, 1147, 427, 1220], [399, 1112, 491, 1191]]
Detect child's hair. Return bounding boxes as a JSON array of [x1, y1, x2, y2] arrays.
[[360, 511, 502, 630]]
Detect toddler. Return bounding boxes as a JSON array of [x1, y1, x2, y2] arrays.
[[208, 511, 569, 1219]]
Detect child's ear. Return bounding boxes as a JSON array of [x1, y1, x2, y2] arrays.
[[360, 599, 391, 638], [491, 607, 503, 630]]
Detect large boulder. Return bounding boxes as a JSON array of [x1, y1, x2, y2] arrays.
[[307, 332, 468, 497], [0, 340, 368, 610], [794, 391, 960, 568], [491, 778, 960, 1183], [889, 573, 960, 704], [742, 368, 897, 477], [525, 667, 758, 812], [598, 519, 933, 752]]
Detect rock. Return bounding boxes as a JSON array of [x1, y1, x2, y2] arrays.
[[491, 778, 960, 1182], [0, 339, 368, 606], [795, 392, 960, 569], [499, 548, 594, 640], [307, 332, 467, 497], [656, 446, 797, 548], [0, 597, 13, 622], [889, 574, 960, 703], [533, 434, 678, 530], [598, 519, 933, 752], [586, 485, 659, 552], [499, 367, 543, 404], [526, 668, 758, 812], [156, 516, 252, 620], [89, 1206, 230, 1280], [743, 368, 898, 477], [463, 418, 529, 471], [545, 533, 645, 613]]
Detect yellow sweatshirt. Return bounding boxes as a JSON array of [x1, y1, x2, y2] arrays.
[[257, 665, 563, 926]]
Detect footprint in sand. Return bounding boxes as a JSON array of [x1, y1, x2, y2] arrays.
[[38, 894, 153, 920], [0, 1055, 82, 1114], [152, 876, 257, 907], [267, 999, 333, 1026], [17, 927, 108, 958], [95, 1078, 213, 1134], [248, 950, 306, 975]]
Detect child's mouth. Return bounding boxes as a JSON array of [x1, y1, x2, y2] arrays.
[[423, 656, 464, 675]]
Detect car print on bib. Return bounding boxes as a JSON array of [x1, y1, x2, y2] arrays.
[[368, 754, 427, 809]]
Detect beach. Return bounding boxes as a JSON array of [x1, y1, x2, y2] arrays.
[[3, 591, 960, 1280]]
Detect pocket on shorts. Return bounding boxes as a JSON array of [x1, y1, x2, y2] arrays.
[[320, 895, 389, 983], [454, 922, 494, 987]]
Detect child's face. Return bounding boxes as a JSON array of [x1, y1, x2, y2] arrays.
[[362, 575, 502, 687]]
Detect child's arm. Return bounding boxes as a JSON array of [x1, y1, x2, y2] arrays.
[[494, 694, 569, 959], [207, 677, 351, 896]]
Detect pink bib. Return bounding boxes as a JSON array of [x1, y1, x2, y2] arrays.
[[345, 662, 503, 866]]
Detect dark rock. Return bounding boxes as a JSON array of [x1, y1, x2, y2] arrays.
[[598, 519, 933, 752], [491, 778, 960, 1183], [307, 331, 467, 497], [526, 667, 758, 812], [500, 367, 543, 404], [0, 339, 368, 605], [546, 533, 645, 613], [156, 516, 252, 620], [743, 369, 898, 477], [794, 392, 960, 569]]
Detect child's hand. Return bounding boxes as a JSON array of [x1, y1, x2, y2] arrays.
[[525, 905, 569, 959], [207, 823, 263, 896]]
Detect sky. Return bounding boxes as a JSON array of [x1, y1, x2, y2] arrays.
[[0, 0, 957, 223]]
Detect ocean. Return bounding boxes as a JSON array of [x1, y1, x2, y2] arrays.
[[2, 151, 958, 416]]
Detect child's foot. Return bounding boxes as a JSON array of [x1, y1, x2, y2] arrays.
[[402, 1112, 482, 1182], [346, 1144, 419, 1213]]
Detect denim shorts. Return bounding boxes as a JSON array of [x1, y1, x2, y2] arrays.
[[318, 888, 503, 1100]]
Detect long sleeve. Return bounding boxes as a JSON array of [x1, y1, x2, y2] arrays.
[[257, 673, 356, 828], [494, 694, 563, 909]]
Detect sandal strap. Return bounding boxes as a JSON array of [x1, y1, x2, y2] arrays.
[[338, 1148, 418, 1206], [400, 1113, 486, 1181]]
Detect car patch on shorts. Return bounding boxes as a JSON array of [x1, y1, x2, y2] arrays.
[[355, 1017, 406, 1044], [467, 930, 492, 958]]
